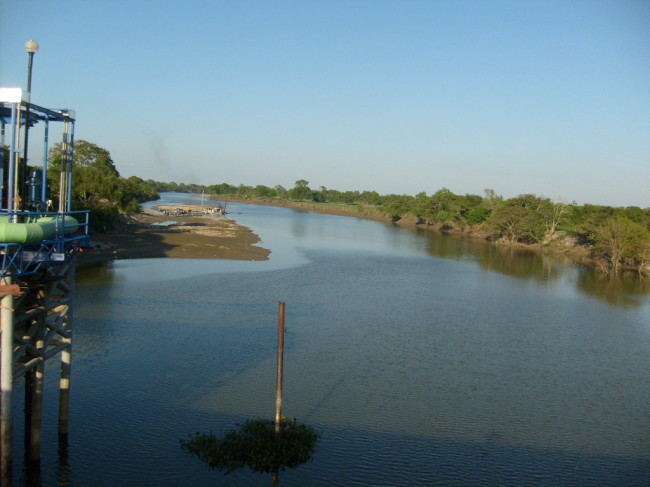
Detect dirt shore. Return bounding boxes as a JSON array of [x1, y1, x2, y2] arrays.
[[76, 204, 270, 268]]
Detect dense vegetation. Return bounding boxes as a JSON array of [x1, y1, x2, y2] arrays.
[[197, 180, 650, 274], [46, 140, 159, 230], [34, 141, 650, 273]]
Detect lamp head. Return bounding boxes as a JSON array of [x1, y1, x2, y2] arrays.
[[25, 40, 39, 54]]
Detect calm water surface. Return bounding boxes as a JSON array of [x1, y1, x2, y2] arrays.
[[14, 193, 650, 486]]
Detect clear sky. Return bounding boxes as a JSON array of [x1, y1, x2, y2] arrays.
[[1, 0, 649, 207]]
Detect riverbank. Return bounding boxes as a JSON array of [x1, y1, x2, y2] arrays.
[[79, 196, 641, 274], [76, 204, 270, 268], [208, 195, 607, 270]]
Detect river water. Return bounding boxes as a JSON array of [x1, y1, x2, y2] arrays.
[[13, 193, 650, 486]]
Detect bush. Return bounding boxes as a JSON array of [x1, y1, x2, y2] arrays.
[[180, 418, 319, 473]]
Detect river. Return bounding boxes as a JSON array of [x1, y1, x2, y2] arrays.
[[13, 193, 650, 486]]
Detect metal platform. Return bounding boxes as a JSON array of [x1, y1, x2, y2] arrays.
[[1, 87, 89, 278]]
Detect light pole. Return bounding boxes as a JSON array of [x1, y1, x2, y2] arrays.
[[25, 40, 39, 93], [22, 40, 39, 210]]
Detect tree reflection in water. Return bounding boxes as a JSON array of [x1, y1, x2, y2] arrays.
[[180, 418, 319, 484]]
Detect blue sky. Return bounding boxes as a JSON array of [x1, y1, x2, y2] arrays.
[[1, 0, 649, 207]]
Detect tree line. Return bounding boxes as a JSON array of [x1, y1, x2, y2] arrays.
[[26, 140, 650, 273], [199, 179, 650, 274]]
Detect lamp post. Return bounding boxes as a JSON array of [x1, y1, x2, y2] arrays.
[[21, 38, 40, 467], [25, 40, 39, 92], [22, 39, 39, 210]]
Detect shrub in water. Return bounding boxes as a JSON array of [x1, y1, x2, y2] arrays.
[[180, 418, 319, 473]]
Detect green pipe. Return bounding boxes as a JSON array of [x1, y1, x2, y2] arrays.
[[0, 217, 79, 244]]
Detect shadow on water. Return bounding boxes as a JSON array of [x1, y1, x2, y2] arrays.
[[305, 423, 650, 487], [14, 402, 650, 487], [76, 261, 119, 286]]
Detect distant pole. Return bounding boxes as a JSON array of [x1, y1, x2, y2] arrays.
[[22, 40, 39, 210], [274, 302, 285, 435]]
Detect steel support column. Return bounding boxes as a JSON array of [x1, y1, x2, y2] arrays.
[[1, 280, 15, 485]]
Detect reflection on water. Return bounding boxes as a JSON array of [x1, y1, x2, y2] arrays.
[[577, 270, 650, 307], [151, 220, 177, 226], [15, 194, 649, 487], [418, 226, 649, 308], [421, 230, 563, 283]]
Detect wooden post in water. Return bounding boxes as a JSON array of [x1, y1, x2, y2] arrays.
[[28, 330, 44, 464], [58, 344, 71, 437], [274, 302, 285, 435], [58, 264, 74, 438]]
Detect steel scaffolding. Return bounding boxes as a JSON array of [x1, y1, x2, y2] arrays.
[[1, 87, 89, 485]]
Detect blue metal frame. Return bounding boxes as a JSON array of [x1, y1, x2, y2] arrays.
[[0, 210, 90, 278], [1, 89, 89, 278], [1, 89, 76, 213]]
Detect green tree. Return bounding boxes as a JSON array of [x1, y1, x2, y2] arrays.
[[252, 185, 277, 198], [538, 199, 570, 241], [48, 139, 121, 209], [430, 188, 462, 227], [359, 190, 382, 206], [117, 176, 159, 212], [311, 189, 326, 202], [325, 189, 344, 203], [622, 206, 650, 230], [590, 216, 650, 272], [413, 188, 462, 228], [574, 204, 622, 244], [289, 179, 313, 201], [207, 183, 238, 195], [382, 195, 414, 222], [487, 203, 546, 244], [48, 140, 159, 230], [464, 206, 490, 225], [482, 188, 503, 212]]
